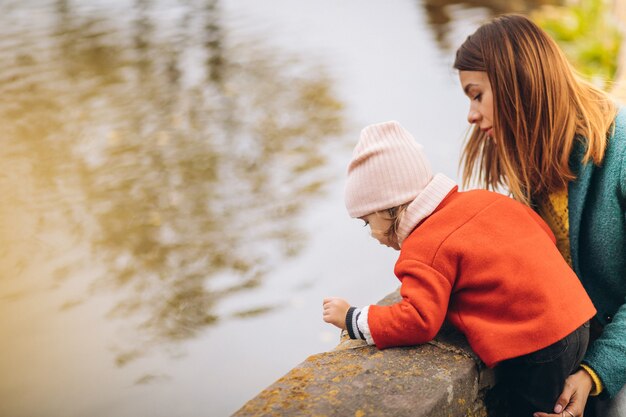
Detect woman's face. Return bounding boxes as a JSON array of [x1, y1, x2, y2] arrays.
[[459, 71, 494, 137]]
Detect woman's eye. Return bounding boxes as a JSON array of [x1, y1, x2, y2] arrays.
[[362, 220, 369, 227], [473, 93, 482, 102]]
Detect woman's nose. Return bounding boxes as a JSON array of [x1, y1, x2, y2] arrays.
[[467, 109, 480, 124]]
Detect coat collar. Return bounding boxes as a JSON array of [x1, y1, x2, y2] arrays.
[[396, 173, 457, 246], [568, 138, 594, 274], [568, 106, 625, 274]]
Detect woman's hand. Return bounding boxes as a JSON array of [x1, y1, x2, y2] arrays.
[[322, 297, 351, 330], [533, 369, 593, 417]]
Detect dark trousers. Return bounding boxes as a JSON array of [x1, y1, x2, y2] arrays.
[[490, 322, 590, 417]]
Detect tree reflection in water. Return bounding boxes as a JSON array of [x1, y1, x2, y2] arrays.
[[420, 0, 563, 50], [0, 0, 344, 365]]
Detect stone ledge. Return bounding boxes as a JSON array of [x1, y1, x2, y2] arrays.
[[232, 289, 495, 417]]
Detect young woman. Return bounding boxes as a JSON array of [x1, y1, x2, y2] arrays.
[[454, 14, 626, 417]]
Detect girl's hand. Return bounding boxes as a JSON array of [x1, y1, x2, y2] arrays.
[[322, 297, 351, 330], [533, 369, 593, 417]]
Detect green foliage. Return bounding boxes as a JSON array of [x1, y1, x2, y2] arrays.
[[533, 0, 622, 88]]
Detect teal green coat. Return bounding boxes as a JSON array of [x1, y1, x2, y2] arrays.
[[569, 106, 626, 398]]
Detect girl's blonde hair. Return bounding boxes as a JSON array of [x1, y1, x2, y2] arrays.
[[383, 203, 409, 243], [454, 14, 617, 204]]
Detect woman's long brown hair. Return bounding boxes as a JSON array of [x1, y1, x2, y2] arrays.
[[454, 14, 617, 205]]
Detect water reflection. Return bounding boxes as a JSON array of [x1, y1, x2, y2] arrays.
[[420, 0, 563, 50], [0, 0, 344, 365]]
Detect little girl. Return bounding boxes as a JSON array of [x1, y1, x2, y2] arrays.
[[323, 121, 595, 417]]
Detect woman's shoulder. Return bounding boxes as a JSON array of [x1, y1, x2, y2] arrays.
[[607, 106, 626, 172], [612, 106, 626, 144]]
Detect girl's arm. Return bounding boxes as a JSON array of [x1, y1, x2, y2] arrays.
[[321, 260, 452, 349], [365, 260, 452, 349]]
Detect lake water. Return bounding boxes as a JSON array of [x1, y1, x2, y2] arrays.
[[0, 1, 557, 416]]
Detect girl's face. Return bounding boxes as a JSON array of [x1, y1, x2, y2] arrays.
[[361, 212, 400, 250], [459, 70, 495, 138]]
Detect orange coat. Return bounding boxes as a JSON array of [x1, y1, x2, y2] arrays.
[[367, 189, 596, 367]]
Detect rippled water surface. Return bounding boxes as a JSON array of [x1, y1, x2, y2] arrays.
[[0, 0, 559, 416]]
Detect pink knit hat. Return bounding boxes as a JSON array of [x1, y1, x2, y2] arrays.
[[345, 121, 433, 218]]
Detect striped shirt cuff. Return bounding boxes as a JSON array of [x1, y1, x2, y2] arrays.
[[357, 305, 374, 345], [345, 307, 365, 340]]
